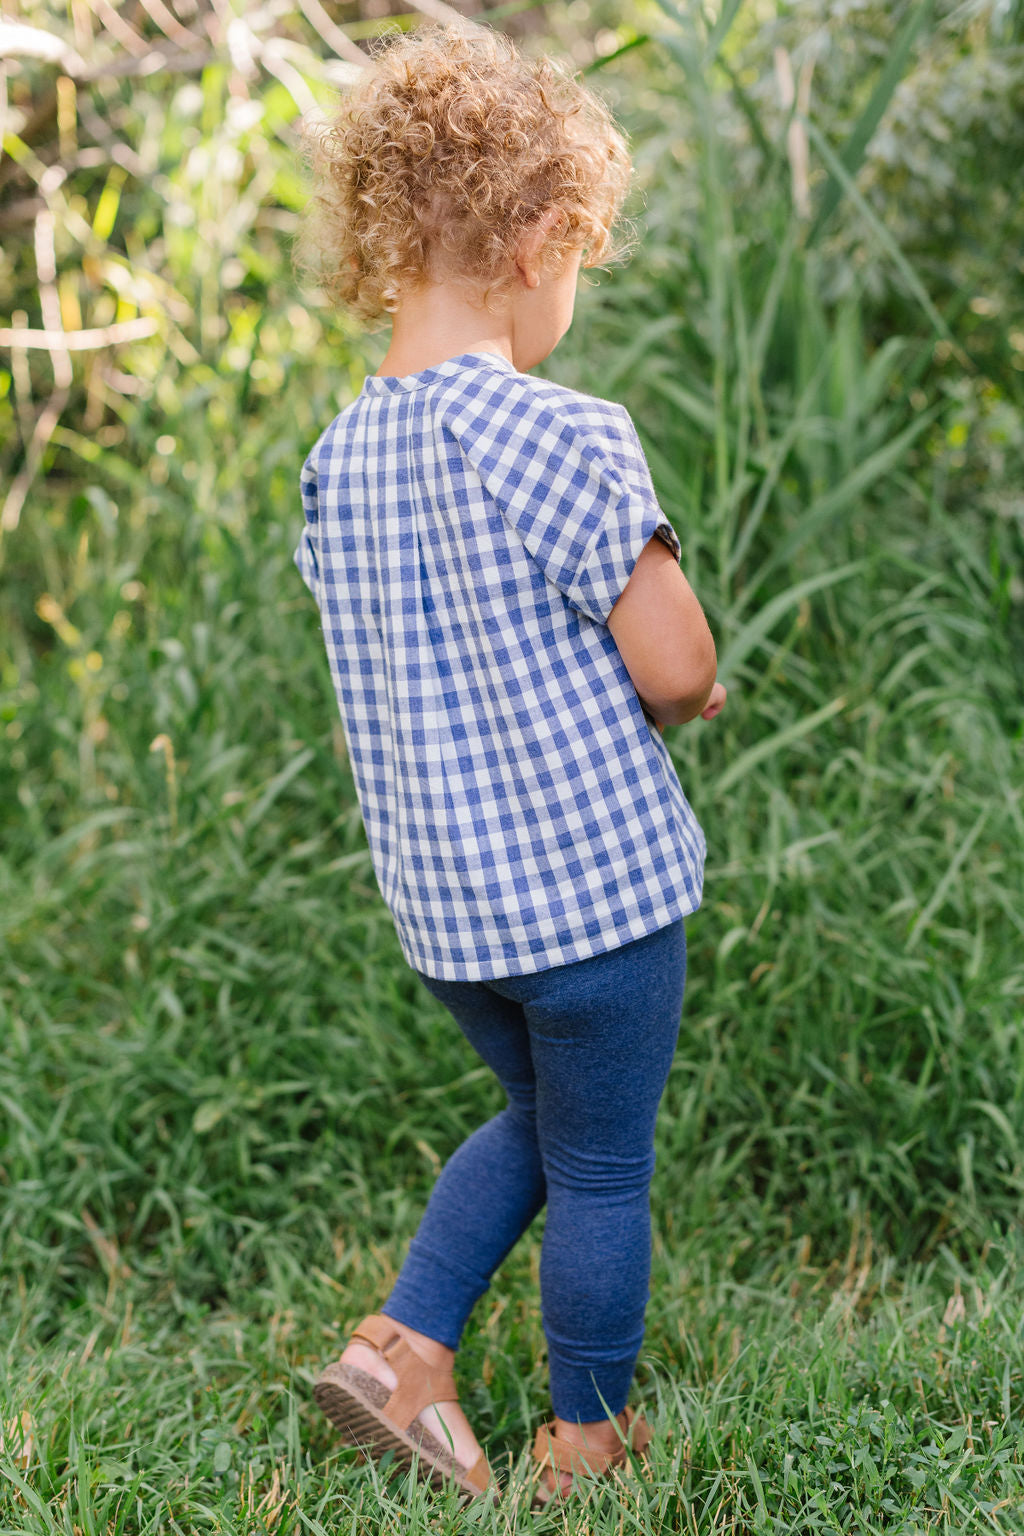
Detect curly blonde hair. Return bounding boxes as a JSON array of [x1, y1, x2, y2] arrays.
[[294, 22, 636, 327]]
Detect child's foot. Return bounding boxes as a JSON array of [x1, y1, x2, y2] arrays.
[[339, 1318, 484, 1474], [534, 1410, 637, 1503]]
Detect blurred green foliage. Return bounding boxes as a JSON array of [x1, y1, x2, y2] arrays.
[[1, 2, 1024, 1530]]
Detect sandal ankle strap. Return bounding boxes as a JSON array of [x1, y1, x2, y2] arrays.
[[350, 1314, 460, 1428], [533, 1407, 652, 1479], [532, 1425, 618, 1478]]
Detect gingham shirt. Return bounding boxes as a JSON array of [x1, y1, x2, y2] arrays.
[[294, 349, 706, 981]]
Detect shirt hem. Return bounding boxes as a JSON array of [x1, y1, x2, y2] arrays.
[[399, 885, 703, 984]]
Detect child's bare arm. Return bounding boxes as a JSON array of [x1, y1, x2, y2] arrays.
[[608, 536, 719, 727]]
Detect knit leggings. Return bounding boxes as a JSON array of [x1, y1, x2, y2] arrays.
[[382, 918, 686, 1422]]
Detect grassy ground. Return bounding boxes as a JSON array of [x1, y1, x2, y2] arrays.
[[2, 317, 1023, 1530]]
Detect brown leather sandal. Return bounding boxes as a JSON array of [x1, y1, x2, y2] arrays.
[[312, 1314, 495, 1501], [530, 1406, 652, 1506]]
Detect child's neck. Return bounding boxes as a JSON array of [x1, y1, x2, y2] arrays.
[[375, 335, 513, 378], [374, 280, 513, 378], [373, 264, 570, 379]]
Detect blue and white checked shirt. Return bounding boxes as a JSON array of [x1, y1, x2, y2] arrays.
[[295, 349, 706, 981]]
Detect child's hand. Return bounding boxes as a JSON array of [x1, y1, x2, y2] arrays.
[[648, 681, 727, 732], [700, 682, 727, 721]]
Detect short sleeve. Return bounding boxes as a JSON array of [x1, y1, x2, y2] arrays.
[[569, 405, 682, 624], [294, 454, 322, 604], [454, 392, 681, 626]]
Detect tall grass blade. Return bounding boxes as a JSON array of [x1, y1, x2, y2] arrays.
[[701, 0, 745, 68], [807, 0, 935, 247], [906, 806, 989, 951], [717, 562, 864, 679], [709, 694, 847, 795], [747, 217, 799, 384], [242, 747, 316, 831], [646, 371, 717, 435], [583, 31, 651, 74], [599, 316, 684, 398], [739, 401, 944, 603], [804, 117, 967, 359], [712, 47, 778, 163], [725, 342, 834, 583], [650, 0, 690, 32]]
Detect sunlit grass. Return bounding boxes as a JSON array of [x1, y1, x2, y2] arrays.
[[3, 329, 1022, 1526], [3, 1, 1024, 1531]]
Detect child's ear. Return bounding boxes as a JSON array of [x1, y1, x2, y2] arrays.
[[538, 204, 564, 237], [515, 205, 564, 285]]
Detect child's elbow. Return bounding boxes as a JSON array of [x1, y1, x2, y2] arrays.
[[642, 638, 718, 727]]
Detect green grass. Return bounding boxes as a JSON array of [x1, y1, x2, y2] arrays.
[[2, 335, 1022, 1527], [3, 2, 1024, 1531]]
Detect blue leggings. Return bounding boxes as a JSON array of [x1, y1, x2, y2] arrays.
[[382, 919, 686, 1423]]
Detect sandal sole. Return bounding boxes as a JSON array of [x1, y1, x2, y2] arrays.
[[313, 1362, 493, 1501]]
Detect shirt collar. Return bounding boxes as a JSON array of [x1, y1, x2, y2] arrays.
[[360, 349, 520, 395]]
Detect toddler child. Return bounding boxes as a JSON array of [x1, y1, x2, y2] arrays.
[[293, 20, 726, 1506]]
